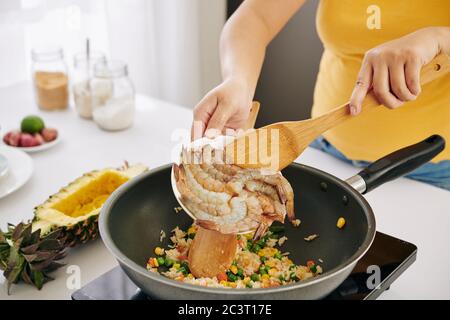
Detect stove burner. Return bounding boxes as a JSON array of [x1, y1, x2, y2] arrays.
[[72, 232, 416, 300]]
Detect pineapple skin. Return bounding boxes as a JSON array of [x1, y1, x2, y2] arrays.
[[31, 164, 147, 247]]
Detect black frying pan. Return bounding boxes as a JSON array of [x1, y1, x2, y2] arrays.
[[99, 135, 445, 299]]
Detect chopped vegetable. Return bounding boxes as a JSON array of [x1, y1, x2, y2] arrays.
[[164, 257, 174, 267], [217, 272, 227, 282], [147, 224, 322, 289], [337, 217, 346, 229], [250, 274, 260, 282], [156, 257, 165, 266]]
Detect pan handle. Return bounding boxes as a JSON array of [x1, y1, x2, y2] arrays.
[[345, 135, 445, 194]]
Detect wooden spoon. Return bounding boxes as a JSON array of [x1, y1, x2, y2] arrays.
[[188, 102, 260, 279], [226, 53, 450, 171]]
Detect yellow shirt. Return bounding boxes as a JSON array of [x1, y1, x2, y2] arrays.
[[313, 0, 450, 162]]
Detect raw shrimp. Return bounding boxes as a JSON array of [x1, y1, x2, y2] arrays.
[[173, 143, 296, 238]]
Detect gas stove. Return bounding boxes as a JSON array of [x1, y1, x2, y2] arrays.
[[72, 232, 416, 300]]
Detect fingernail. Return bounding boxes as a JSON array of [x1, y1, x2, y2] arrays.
[[349, 105, 357, 115]]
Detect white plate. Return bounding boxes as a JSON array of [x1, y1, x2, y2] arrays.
[[2, 129, 61, 153], [0, 146, 33, 199], [0, 154, 8, 178]]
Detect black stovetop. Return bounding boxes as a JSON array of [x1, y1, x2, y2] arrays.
[[72, 232, 416, 300]]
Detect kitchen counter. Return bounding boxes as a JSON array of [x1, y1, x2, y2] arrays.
[[0, 82, 449, 299]]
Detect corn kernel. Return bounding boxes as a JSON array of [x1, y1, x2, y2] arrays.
[[173, 263, 181, 269], [230, 265, 238, 274], [187, 226, 196, 235], [265, 259, 276, 268], [268, 268, 278, 276], [220, 280, 227, 286], [244, 232, 254, 240], [154, 247, 165, 256], [187, 273, 194, 279], [243, 277, 250, 283], [258, 250, 265, 257], [337, 217, 346, 229], [261, 274, 270, 280], [152, 258, 159, 267], [228, 282, 237, 288]]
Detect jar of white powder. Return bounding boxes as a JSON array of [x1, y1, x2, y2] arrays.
[[73, 51, 106, 119], [91, 60, 135, 131]]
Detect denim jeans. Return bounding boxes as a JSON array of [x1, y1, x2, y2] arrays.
[[310, 137, 450, 191]]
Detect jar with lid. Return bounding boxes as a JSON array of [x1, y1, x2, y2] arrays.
[[31, 46, 69, 111], [72, 51, 106, 119], [91, 60, 135, 131]]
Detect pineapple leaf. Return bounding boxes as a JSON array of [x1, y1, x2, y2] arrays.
[[43, 228, 64, 240], [0, 229, 5, 243], [32, 270, 45, 290], [4, 247, 26, 295], [38, 239, 65, 251], [21, 243, 39, 255], [28, 228, 41, 246]]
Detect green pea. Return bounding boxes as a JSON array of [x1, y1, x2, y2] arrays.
[[274, 252, 282, 260], [289, 264, 296, 270], [252, 245, 261, 253], [157, 257, 165, 266], [188, 233, 196, 239], [250, 274, 260, 282], [279, 275, 285, 282], [237, 268, 244, 277], [260, 256, 267, 263], [310, 265, 317, 273], [245, 282, 253, 288], [290, 272, 298, 281], [246, 241, 253, 251], [257, 239, 265, 247], [259, 267, 267, 275], [164, 257, 174, 267]]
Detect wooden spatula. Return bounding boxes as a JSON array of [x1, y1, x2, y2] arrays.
[[226, 53, 450, 171], [188, 102, 260, 279]]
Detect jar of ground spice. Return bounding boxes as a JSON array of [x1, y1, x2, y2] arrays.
[[31, 47, 69, 111]]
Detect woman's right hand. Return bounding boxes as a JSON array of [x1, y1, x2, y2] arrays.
[[191, 77, 254, 140]]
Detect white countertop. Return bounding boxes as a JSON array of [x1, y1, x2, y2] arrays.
[[0, 82, 449, 300]]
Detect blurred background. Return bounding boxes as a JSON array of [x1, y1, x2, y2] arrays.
[[0, 0, 323, 124]]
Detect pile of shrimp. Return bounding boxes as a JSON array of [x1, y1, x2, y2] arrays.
[[173, 144, 295, 238]]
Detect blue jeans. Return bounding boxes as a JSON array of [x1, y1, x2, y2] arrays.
[[310, 137, 450, 191]]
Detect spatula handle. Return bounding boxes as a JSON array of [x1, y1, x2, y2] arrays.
[[320, 52, 450, 126], [244, 101, 260, 130]]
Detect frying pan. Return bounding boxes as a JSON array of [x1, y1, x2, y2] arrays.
[[99, 134, 445, 299]]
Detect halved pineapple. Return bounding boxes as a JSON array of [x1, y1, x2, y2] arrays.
[[32, 163, 147, 246]]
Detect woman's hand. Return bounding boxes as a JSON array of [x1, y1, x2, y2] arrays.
[[349, 27, 450, 115], [191, 77, 253, 140]]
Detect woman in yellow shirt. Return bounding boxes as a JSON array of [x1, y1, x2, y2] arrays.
[[192, 0, 450, 190]]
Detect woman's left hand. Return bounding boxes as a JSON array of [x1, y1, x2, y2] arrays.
[[349, 26, 450, 115]]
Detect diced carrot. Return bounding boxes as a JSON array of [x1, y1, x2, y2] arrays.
[[217, 272, 228, 282], [306, 260, 315, 268]]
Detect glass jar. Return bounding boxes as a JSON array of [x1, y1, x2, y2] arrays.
[[91, 60, 135, 131], [31, 46, 69, 111], [72, 52, 106, 119]]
